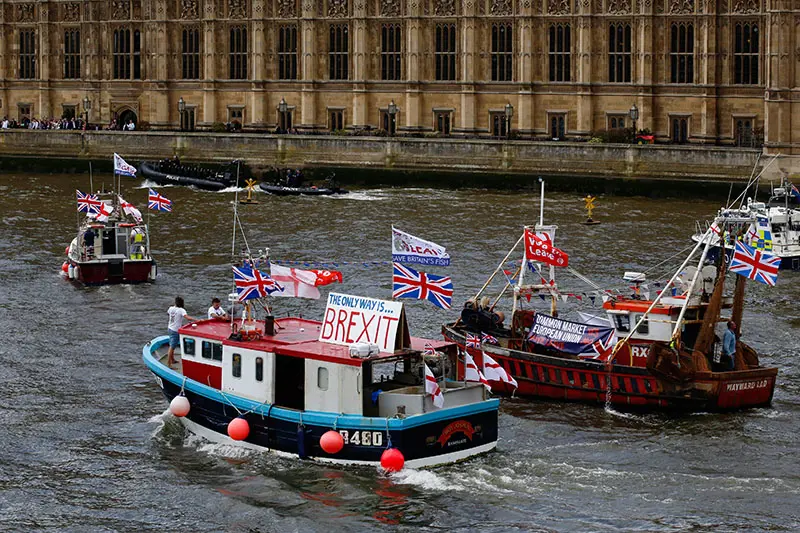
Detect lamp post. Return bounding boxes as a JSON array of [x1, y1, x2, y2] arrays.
[[278, 97, 288, 132], [504, 102, 514, 139], [178, 97, 186, 132], [629, 103, 639, 142], [387, 100, 398, 136], [82, 95, 91, 127]]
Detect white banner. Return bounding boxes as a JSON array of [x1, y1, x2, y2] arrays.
[[113, 153, 137, 177], [391, 226, 450, 267], [319, 292, 404, 352]]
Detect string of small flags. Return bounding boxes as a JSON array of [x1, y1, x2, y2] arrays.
[[271, 259, 392, 268]]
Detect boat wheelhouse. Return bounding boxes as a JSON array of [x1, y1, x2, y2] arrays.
[[65, 197, 156, 285], [144, 298, 499, 469]]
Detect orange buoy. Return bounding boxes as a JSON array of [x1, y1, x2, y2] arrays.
[[61, 262, 69, 273], [65, 246, 70, 256], [320, 430, 344, 454], [380, 448, 405, 472], [169, 395, 190, 417], [227, 417, 250, 441]]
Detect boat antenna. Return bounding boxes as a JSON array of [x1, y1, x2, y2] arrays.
[[89, 161, 94, 193], [538, 177, 545, 227], [231, 161, 240, 261]]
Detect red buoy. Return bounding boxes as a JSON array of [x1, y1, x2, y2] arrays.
[[227, 417, 250, 441], [320, 430, 344, 454], [380, 448, 405, 472], [65, 246, 70, 256], [61, 262, 69, 273], [169, 395, 190, 417]]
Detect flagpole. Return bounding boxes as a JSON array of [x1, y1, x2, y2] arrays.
[[89, 161, 93, 193]]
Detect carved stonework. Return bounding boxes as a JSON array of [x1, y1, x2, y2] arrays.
[[180, 0, 199, 19], [669, 0, 693, 13], [63, 2, 80, 21], [607, 0, 631, 12], [731, 0, 758, 12], [278, 0, 297, 16], [17, 3, 34, 22], [381, 0, 401, 15], [491, 0, 512, 14], [548, 0, 570, 13], [111, 1, 130, 19], [434, 0, 455, 15], [229, 0, 247, 17], [328, 0, 348, 16]]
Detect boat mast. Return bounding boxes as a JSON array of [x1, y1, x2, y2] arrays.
[[670, 224, 715, 340]]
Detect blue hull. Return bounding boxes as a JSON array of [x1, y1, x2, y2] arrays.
[[143, 338, 498, 468]]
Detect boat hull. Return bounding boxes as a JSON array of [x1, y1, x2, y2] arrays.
[[259, 183, 348, 196], [139, 162, 232, 191], [144, 338, 499, 468], [443, 324, 777, 412], [69, 258, 153, 285]]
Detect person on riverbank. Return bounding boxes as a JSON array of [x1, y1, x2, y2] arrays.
[[167, 296, 198, 367], [208, 297, 229, 320]]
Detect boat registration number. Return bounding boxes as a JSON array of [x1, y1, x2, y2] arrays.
[[154, 375, 164, 389], [338, 430, 384, 447]]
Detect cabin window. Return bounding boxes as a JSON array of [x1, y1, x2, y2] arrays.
[[202, 341, 223, 361], [202, 340, 212, 359], [318, 367, 329, 391], [633, 314, 650, 334], [255, 357, 263, 381], [232, 353, 242, 378], [613, 314, 630, 332], [183, 338, 195, 356]]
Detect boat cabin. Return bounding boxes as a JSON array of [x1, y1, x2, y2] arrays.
[[176, 317, 485, 417]]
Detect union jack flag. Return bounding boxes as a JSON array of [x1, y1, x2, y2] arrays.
[[791, 183, 800, 200], [481, 332, 499, 345], [465, 333, 481, 349], [148, 189, 172, 212], [392, 262, 453, 309], [730, 241, 781, 287], [232, 265, 284, 301], [423, 342, 436, 355], [76, 190, 102, 214]]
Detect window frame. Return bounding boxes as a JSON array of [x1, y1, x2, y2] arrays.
[[229, 26, 248, 80], [232, 353, 242, 378], [491, 22, 513, 82], [733, 21, 759, 85], [112, 27, 141, 80], [434, 23, 457, 81], [181, 27, 201, 80], [433, 109, 453, 135], [381, 23, 403, 81], [63, 29, 81, 79], [608, 22, 631, 83], [183, 337, 196, 356], [328, 24, 350, 81], [548, 23, 572, 83], [19, 28, 37, 79], [669, 22, 694, 84], [278, 24, 298, 80], [328, 108, 344, 131]]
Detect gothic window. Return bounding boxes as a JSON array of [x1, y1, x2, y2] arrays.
[[550, 113, 567, 139], [608, 23, 631, 83], [329, 109, 344, 131], [64, 30, 81, 79], [491, 23, 513, 82], [229, 26, 248, 79], [735, 118, 754, 147], [435, 24, 457, 81], [381, 24, 402, 81], [669, 22, 694, 84], [434, 110, 452, 135], [608, 115, 626, 129], [182, 28, 200, 79], [278, 25, 298, 80], [671, 116, 689, 143], [733, 22, 758, 85], [19, 29, 36, 79], [549, 24, 571, 82], [329, 24, 349, 80], [113, 28, 141, 80], [490, 112, 509, 137]]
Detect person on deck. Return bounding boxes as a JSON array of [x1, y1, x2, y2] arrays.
[[167, 296, 198, 368], [721, 320, 737, 371], [83, 229, 96, 258], [208, 298, 229, 320]]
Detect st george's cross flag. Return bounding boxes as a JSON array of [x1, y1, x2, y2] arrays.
[[118, 195, 143, 223], [730, 241, 781, 287], [269, 263, 321, 299], [424, 362, 445, 408], [232, 265, 284, 301], [482, 351, 518, 389], [89, 202, 114, 223], [113, 153, 137, 177], [392, 262, 453, 309], [76, 190, 102, 215], [464, 351, 491, 392], [148, 189, 172, 212]]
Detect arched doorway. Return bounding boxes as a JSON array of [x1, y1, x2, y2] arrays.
[[117, 109, 138, 130]]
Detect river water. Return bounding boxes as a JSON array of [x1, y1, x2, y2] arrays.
[[1, 172, 798, 532]]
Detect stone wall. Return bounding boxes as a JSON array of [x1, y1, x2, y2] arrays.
[[0, 130, 769, 181]]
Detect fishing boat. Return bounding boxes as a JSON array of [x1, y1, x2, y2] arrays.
[[442, 185, 778, 412], [143, 291, 499, 469], [138, 159, 239, 191], [64, 193, 156, 285], [259, 170, 348, 196]]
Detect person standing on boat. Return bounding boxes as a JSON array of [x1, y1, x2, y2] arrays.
[[207, 298, 229, 320], [722, 320, 737, 371], [167, 297, 198, 368]]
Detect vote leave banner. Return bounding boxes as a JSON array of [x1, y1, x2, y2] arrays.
[[524, 228, 569, 267], [392, 226, 451, 267], [319, 292, 406, 352]]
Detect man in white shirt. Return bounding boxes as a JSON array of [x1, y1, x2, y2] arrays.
[[208, 297, 229, 320], [167, 296, 198, 367]]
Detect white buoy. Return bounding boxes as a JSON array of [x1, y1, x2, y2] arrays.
[[169, 395, 190, 417], [68, 264, 75, 280]]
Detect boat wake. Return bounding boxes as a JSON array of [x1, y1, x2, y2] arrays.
[[135, 179, 173, 189], [325, 190, 388, 201], [215, 186, 246, 193], [389, 468, 467, 492]]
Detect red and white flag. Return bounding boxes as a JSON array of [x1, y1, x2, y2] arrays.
[[270, 263, 321, 299], [464, 352, 491, 392], [118, 195, 143, 223], [524, 229, 569, 267], [89, 202, 114, 223], [424, 363, 445, 408], [311, 269, 343, 286], [482, 352, 518, 389]]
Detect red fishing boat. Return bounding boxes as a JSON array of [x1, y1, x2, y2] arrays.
[[443, 189, 778, 412]]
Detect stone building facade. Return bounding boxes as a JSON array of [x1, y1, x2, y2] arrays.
[[0, 0, 797, 153]]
